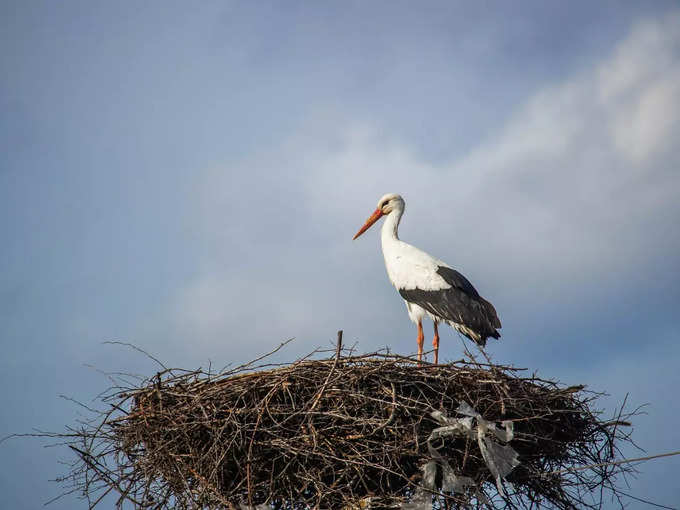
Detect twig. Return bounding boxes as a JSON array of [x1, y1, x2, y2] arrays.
[[543, 450, 680, 477], [102, 341, 168, 370], [309, 330, 343, 412]]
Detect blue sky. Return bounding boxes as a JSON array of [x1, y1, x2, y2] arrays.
[[2, 1, 679, 508]]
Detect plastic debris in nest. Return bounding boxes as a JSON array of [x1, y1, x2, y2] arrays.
[[420, 401, 520, 500]]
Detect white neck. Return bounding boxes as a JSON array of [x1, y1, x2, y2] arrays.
[[381, 206, 403, 246]]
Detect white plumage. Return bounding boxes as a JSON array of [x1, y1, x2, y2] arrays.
[[353, 193, 501, 363]]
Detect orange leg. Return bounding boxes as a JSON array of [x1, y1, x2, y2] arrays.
[[432, 322, 440, 364], [416, 321, 424, 363]]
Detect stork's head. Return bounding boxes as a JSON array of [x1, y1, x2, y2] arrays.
[[352, 193, 404, 240]]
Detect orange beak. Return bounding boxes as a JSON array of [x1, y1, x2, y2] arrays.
[[353, 208, 384, 240]]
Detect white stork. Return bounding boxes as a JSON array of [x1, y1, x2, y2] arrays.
[[353, 193, 501, 364]]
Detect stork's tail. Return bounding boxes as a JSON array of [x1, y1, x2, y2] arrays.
[[478, 329, 501, 347]]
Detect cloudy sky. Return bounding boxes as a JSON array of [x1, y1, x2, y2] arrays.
[[2, 1, 679, 508]]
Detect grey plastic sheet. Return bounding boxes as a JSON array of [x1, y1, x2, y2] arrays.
[[412, 400, 520, 507]]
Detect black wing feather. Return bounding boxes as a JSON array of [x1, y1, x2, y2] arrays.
[[398, 266, 501, 344]]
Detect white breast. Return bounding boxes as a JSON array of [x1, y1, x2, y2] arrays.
[[382, 239, 451, 291]]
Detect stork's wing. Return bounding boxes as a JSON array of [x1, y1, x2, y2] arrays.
[[399, 266, 501, 345]]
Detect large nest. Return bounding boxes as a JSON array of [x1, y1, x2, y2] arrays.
[[56, 340, 634, 509]]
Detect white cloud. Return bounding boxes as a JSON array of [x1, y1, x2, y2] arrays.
[[610, 70, 680, 162], [599, 12, 680, 163]]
